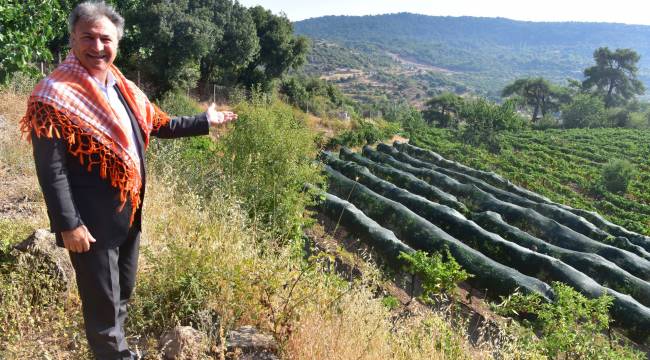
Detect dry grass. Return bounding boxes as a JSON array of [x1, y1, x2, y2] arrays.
[[0, 89, 47, 222], [0, 87, 90, 359], [285, 291, 494, 360]]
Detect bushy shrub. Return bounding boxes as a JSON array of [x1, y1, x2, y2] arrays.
[[279, 76, 352, 118], [458, 98, 526, 153], [494, 282, 643, 359], [533, 114, 561, 130], [606, 107, 631, 128], [626, 112, 649, 129], [398, 249, 471, 302], [157, 91, 203, 116], [561, 94, 606, 128], [601, 159, 635, 194], [220, 100, 325, 239], [327, 119, 400, 148], [398, 107, 427, 135], [606, 106, 649, 129]]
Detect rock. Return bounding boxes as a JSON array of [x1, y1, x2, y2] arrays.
[[226, 326, 279, 360], [159, 326, 208, 360], [13, 229, 75, 293]]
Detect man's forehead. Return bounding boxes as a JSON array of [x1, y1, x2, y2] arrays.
[[75, 17, 117, 36]]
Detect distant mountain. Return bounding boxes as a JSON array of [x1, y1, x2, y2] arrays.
[[294, 13, 650, 100]]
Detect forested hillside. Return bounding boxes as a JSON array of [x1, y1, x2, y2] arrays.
[[295, 13, 650, 98]]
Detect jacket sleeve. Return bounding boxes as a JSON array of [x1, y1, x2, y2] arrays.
[[31, 133, 84, 233], [150, 113, 209, 139]]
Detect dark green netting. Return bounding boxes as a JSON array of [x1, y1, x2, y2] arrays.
[[324, 165, 555, 301]]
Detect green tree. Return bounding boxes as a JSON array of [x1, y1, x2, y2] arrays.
[[423, 92, 463, 127], [501, 77, 561, 122], [198, 1, 260, 86], [125, 0, 216, 93], [239, 6, 309, 91], [561, 94, 606, 128], [582, 47, 645, 108], [121, 0, 304, 95], [0, 0, 63, 84], [458, 98, 526, 152]]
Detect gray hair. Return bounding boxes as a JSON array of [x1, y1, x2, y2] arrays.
[[68, 1, 125, 42]]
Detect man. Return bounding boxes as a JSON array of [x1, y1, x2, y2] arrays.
[[20, 2, 237, 359]]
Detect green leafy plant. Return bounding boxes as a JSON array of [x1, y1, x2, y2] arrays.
[[381, 295, 400, 310], [220, 100, 325, 240], [0, 0, 63, 84], [494, 282, 643, 359], [327, 119, 400, 148], [398, 249, 471, 303], [601, 159, 635, 194]]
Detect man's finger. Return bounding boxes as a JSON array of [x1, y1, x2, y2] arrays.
[[68, 243, 79, 253], [83, 239, 92, 252]]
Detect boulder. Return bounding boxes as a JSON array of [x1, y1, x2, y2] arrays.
[[13, 229, 75, 293], [226, 326, 279, 360], [159, 326, 208, 360]]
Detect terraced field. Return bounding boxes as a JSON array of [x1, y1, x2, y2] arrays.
[[314, 139, 650, 343]]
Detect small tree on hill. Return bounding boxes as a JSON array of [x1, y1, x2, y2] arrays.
[[501, 77, 562, 122], [423, 92, 463, 128], [582, 47, 645, 108], [458, 98, 526, 153]]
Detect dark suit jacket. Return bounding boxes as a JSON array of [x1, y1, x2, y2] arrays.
[[31, 85, 209, 248]]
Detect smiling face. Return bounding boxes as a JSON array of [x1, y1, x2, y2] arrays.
[[70, 16, 118, 84]]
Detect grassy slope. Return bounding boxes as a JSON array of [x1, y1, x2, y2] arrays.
[[0, 87, 506, 359], [411, 128, 650, 236]]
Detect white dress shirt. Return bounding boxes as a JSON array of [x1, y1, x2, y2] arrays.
[[93, 71, 141, 171]]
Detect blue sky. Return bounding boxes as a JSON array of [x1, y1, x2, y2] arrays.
[[237, 0, 650, 25]]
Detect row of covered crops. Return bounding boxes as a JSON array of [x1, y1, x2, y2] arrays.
[[311, 141, 650, 343]]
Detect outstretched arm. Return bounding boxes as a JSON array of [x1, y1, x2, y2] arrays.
[[151, 103, 237, 139]]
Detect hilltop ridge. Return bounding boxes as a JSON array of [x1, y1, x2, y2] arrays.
[[294, 13, 650, 99]]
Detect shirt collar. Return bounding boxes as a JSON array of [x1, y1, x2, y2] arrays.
[[92, 71, 117, 91]]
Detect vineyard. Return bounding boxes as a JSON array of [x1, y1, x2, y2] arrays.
[[411, 128, 650, 236], [313, 137, 650, 344]]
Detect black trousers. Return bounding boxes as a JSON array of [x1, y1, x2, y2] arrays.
[[69, 230, 140, 360]]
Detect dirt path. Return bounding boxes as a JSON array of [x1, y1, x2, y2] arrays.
[[386, 52, 458, 74]]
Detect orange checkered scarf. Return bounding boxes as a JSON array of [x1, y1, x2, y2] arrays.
[[20, 53, 170, 223]]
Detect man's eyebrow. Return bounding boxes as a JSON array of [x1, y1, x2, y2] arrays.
[[80, 31, 112, 36]]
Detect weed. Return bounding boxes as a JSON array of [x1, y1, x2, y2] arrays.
[[494, 282, 644, 359], [399, 249, 472, 303], [381, 295, 400, 310]]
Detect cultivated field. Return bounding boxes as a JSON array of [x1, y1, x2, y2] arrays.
[[319, 137, 650, 346]]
